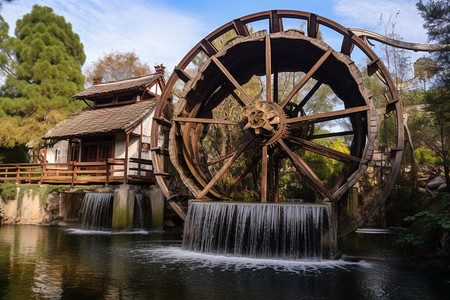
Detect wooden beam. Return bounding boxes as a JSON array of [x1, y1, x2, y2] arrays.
[[211, 56, 253, 106], [265, 35, 272, 102], [287, 106, 369, 127], [278, 139, 333, 201], [288, 135, 361, 163], [261, 146, 268, 202], [280, 49, 332, 109], [173, 117, 240, 126], [308, 13, 319, 38], [200, 39, 218, 56], [341, 33, 354, 55], [197, 138, 254, 199], [233, 18, 250, 37], [269, 10, 284, 33], [174, 67, 191, 83], [291, 80, 322, 116]]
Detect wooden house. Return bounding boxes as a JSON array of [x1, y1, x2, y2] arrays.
[[37, 66, 168, 184]]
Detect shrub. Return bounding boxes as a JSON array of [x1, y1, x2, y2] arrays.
[[0, 181, 17, 201]]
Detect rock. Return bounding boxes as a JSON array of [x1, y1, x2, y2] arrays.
[[54, 215, 64, 221], [14, 217, 21, 223], [427, 175, 445, 189], [437, 183, 448, 193], [42, 215, 52, 224]]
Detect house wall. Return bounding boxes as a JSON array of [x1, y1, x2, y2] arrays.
[[114, 107, 156, 176], [46, 140, 69, 163]]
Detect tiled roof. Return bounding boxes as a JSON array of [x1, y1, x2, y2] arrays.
[[73, 73, 163, 99], [44, 100, 157, 140]]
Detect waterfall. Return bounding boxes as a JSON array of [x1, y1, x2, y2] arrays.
[[182, 202, 333, 260], [134, 194, 145, 229], [80, 193, 114, 230]]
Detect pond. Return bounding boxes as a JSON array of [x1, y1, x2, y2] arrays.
[[0, 225, 449, 299]]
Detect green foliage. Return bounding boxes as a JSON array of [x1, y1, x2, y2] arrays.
[[395, 193, 450, 261], [415, 147, 440, 165], [0, 145, 29, 163], [0, 5, 86, 149], [416, 0, 450, 88], [0, 180, 16, 200]]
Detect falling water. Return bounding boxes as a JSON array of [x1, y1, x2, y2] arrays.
[[134, 194, 145, 229], [79, 193, 114, 230], [183, 202, 333, 260]]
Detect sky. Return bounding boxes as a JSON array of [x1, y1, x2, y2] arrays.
[[1, 0, 430, 73]]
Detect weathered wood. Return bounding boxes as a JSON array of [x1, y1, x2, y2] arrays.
[[197, 138, 254, 199], [278, 139, 333, 201], [269, 10, 284, 33], [261, 146, 268, 203], [173, 117, 240, 126], [288, 135, 362, 163], [280, 49, 332, 109], [233, 18, 250, 37], [211, 56, 253, 106], [200, 39, 218, 56], [308, 13, 319, 38], [292, 80, 322, 115], [265, 35, 272, 102], [287, 106, 369, 127], [174, 67, 191, 83]]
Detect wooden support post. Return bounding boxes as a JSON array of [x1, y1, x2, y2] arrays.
[[274, 159, 279, 203], [261, 146, 268, 203], [124, 134, 129, 184]]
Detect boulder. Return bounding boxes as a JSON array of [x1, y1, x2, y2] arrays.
[[437, 183, 448, 193], [427, 175, 445, 189]]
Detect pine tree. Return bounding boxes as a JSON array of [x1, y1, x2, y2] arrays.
[[0, 5, 86, 151]]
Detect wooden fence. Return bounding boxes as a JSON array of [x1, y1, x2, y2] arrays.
[[0, 158, 154, 185]]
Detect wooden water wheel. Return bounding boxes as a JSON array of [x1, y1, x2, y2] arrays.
[[151, 10, 404, 235]]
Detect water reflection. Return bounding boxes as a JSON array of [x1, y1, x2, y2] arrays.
[[0, 225, 449, 299]]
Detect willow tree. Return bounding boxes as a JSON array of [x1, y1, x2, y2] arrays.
[[0, 5, 85, 154]]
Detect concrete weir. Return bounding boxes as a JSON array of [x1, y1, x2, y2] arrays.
[[0, 184, 165, 231]]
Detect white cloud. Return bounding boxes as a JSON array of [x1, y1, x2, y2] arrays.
[[1, 0, 207, 72], [333, 0, 428, 43]]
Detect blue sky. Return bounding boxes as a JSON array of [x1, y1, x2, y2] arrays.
[[1, 0, 429, 72]]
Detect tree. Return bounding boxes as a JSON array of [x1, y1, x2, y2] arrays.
[[414, 56, 438, 90], [84, 51, 152, 84], [416, 0, 450, 88], [0, 5, 86, 154]]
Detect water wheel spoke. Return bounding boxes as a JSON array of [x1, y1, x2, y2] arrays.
[[229, 151, 261, 197], [310, 130, 354, 140], [287, 135, 361, 163], [261, 145, 268, 202], [286, 106, 369, 128], [291, 80, 322, 116], [197, 137, 255, 199], [211, 56, 253, 106], [265, 35, 272, 102], [280, 49, 332, 109], [173, 117, 240, 126], [278, 139, 334, 201], [207, 150, 238, 166]]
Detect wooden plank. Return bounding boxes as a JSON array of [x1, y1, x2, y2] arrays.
[[308, 13, 319, 38], [174, 67, 191, 83], [200, 39, 218, 56], [207, 151, 237, 166], [341, 33, 354, 55], [233, 18, 250, 37], [265, 35, 272, 102], [367, 58, 380, 76], [269, 10, 284, 33], [261, 146, 268, 203], [311, 130, 354, 139], [153, 116, 172, 127], [280, 49, 332, 109]]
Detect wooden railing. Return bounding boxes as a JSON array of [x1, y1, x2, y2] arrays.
[[0, 158, 154, 185]]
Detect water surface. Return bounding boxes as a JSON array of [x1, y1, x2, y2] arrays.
[[0, 225, 448, 299]]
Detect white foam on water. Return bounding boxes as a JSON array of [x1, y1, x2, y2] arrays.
[[65, 228, 157, 235], [136, 246, 372, 274]]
